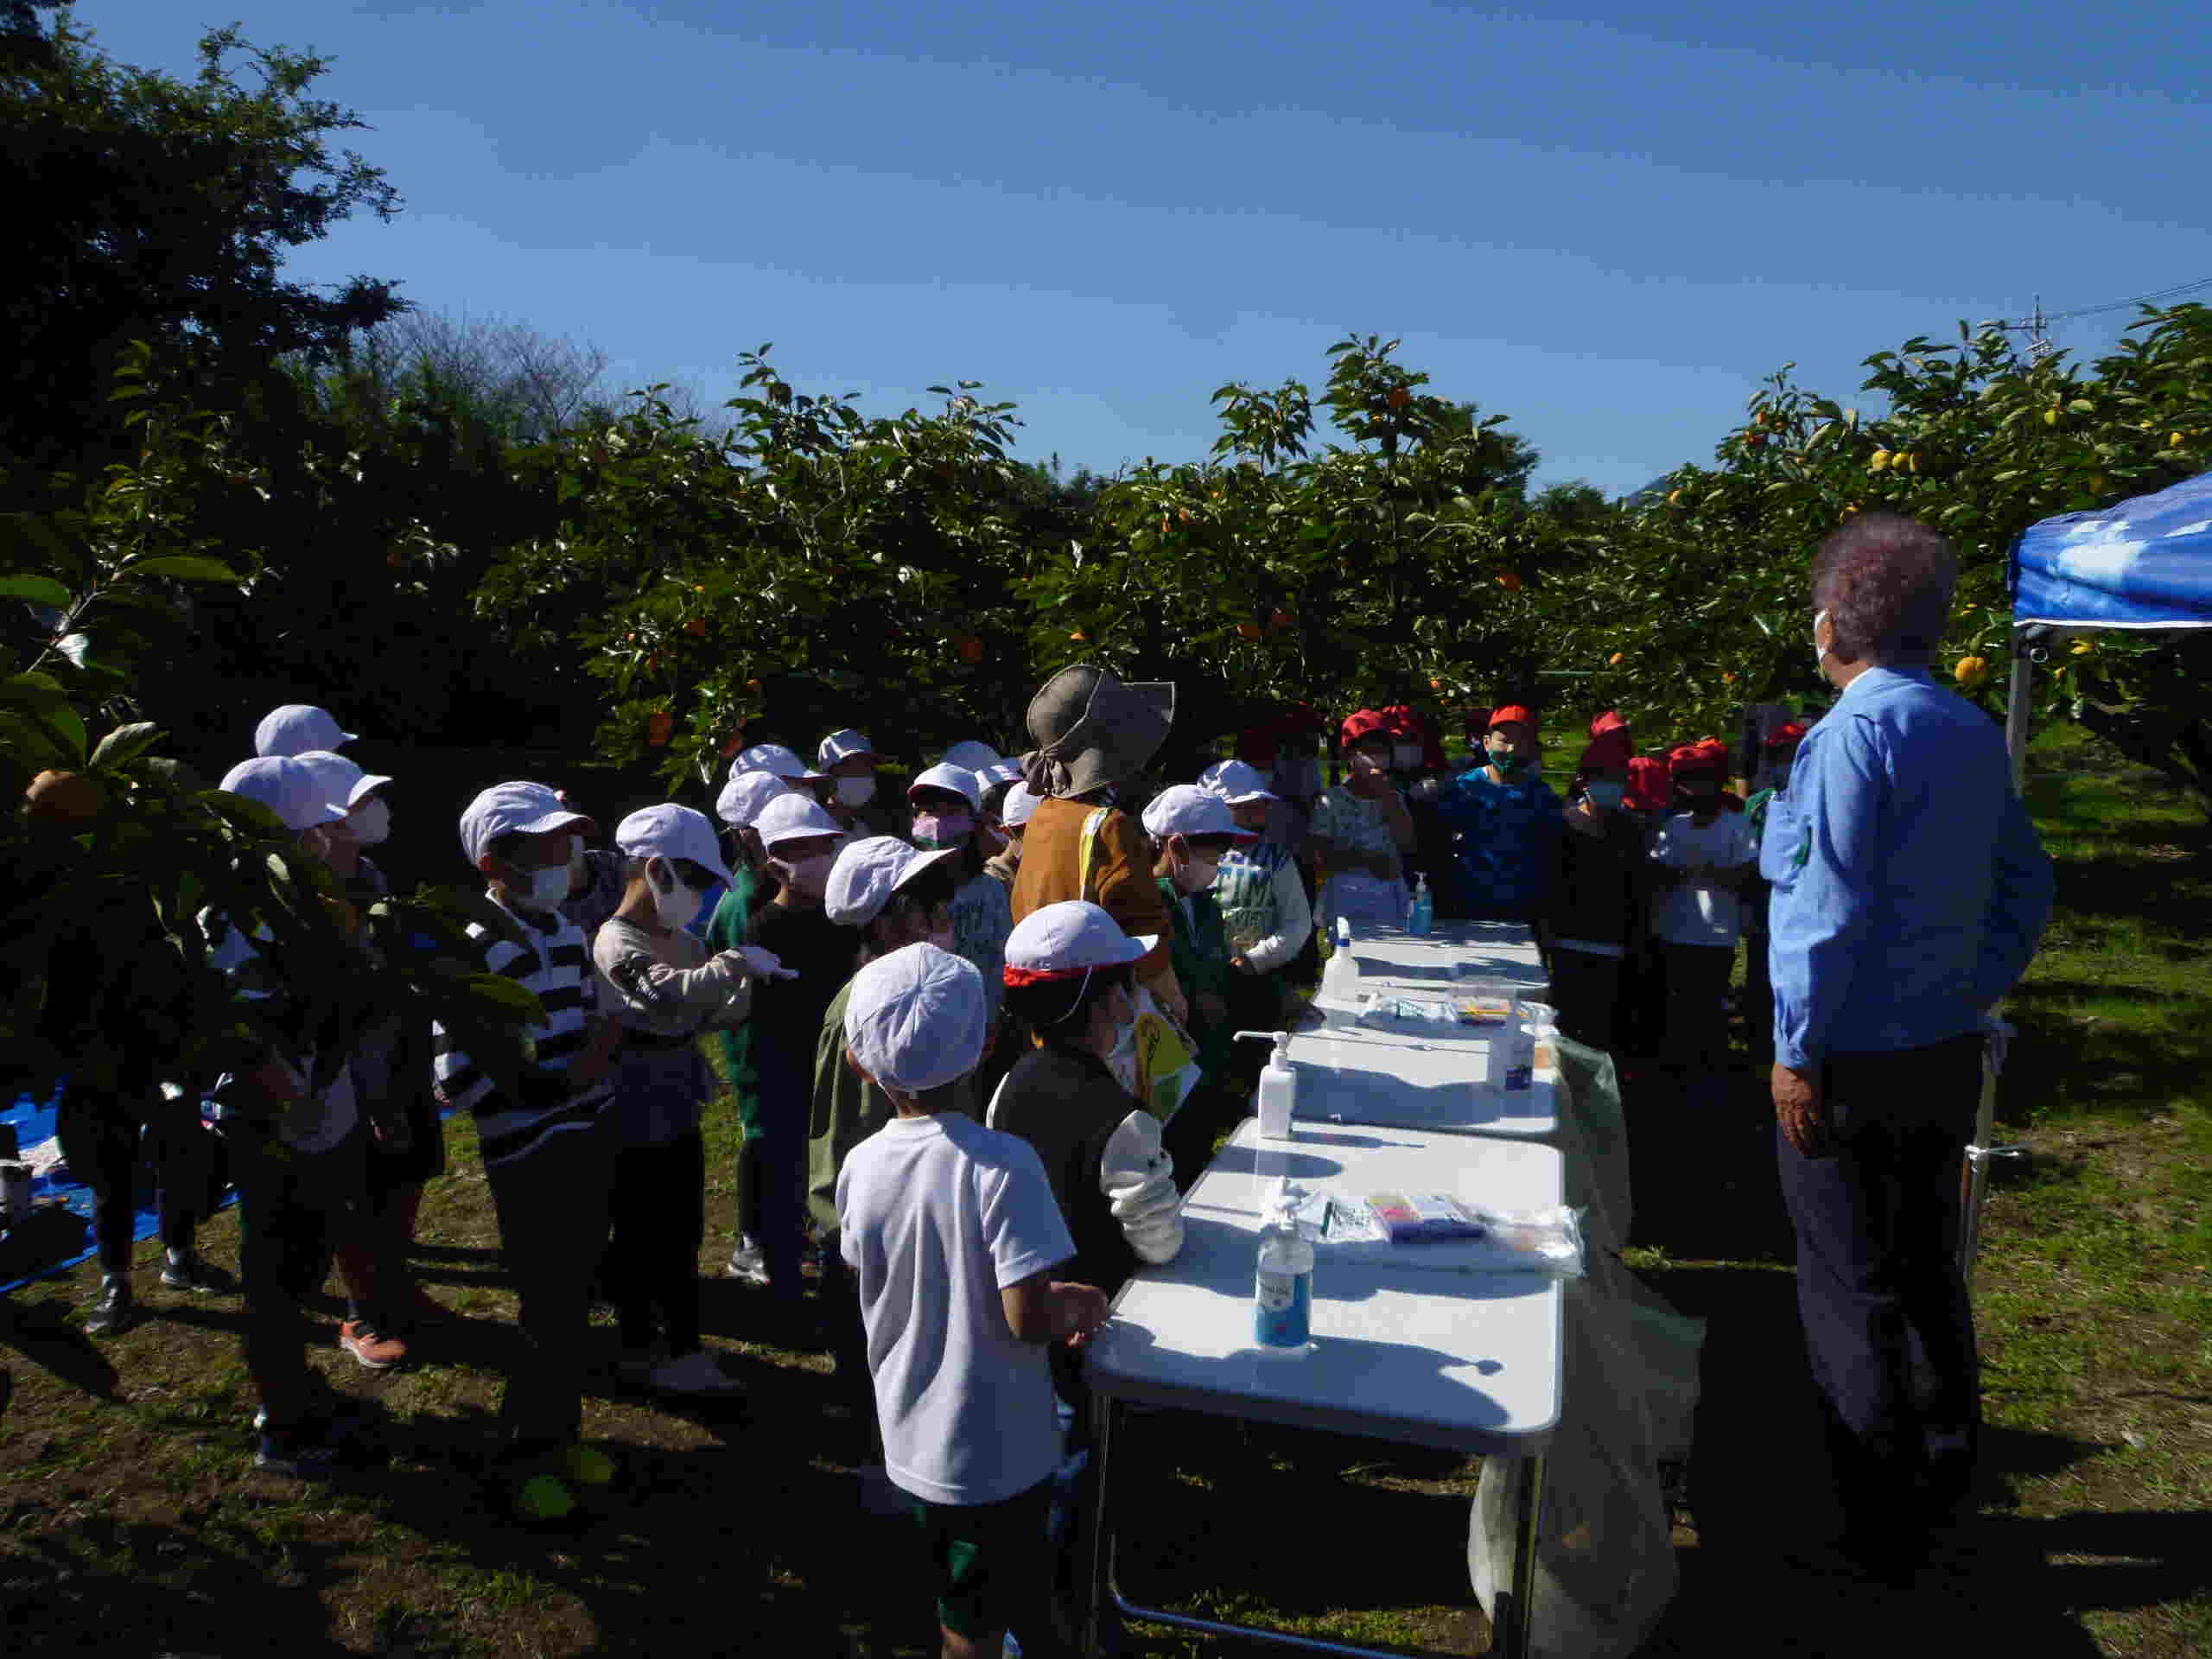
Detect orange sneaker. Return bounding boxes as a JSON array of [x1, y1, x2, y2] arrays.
[[339, 1319, 409, 1370]]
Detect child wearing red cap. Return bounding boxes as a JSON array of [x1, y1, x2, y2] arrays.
[[1424, 705, 1561, 923], [1548, 726, 1647, 1052], [1647, 740, 1758, 1089], [1309, 710, 1417, 928]]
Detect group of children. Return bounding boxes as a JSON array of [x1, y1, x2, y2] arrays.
[[65, 685, 1807, 1656]]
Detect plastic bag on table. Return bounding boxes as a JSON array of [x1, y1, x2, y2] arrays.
[[1469, 1255, 1705, 1659], [1277, 1184, 1589, 1276]]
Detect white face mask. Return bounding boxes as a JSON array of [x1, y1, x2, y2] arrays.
[[648, 859, 703, 931], [517, 861, 569, 911], [1812, 608, 1832, 677], [772, 851, 836, 899], [1173, 847, 1221, 893], [835, 775, 877, 807], [348, 797, 391, 846]]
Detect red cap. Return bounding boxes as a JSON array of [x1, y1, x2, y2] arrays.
[[1590, 709, 1630, 741], [1668, 738, 1730, 777], [1624, 755, 1673, 811], [1339, 709, 1395, 748], [1488, 704, 1536, 733], [1578, 730, 1634, 772], [1764, 720, 1808, 749]]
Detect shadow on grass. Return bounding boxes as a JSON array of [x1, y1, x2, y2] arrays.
[[0, 1292, 119, 1402], [1618, 1065, 1796, 1267]]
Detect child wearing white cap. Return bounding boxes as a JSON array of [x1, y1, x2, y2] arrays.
[[908, 763, 1016, 1041], [289, 751, 443, 1373], [704, 769, 791, 1285], [990, 901, 1185, 1292], [817, 728, 898, 837], [1142, 785, 1255, 1186], [835, 944, 1108, 1656], [594, 805, 791, 1397], [806, 836, 966, 1439], [743, 791, 859, 1306], [433, 782, 626, 1516], [200, 757, 378, 1477], [1198, 760, 1313, 1041]]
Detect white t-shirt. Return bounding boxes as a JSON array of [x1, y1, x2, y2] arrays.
[[1647, 808, 1758, 947], [837, 1110, 1076, 1505]]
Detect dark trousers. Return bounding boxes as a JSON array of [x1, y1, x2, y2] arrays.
[[607, 1131, 705, 1354], [1658, 941, 1736, 1071], [55, 1084, 210, 1273], [1777, 1033, 1984, 1534], [748, 1041, 812, 1303], [1547, 947, 1624, 1053], [223, 1119, 368, 1431], [483, 1110, 618, 1447]]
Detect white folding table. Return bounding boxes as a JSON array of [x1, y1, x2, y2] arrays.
[[1083, 1118, 1565, 1658]]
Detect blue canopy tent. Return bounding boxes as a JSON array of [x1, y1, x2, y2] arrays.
[[2005, 469, 2212, 785], [1961, 472, 2212, 1277]]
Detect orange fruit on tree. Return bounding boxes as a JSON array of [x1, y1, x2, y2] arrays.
[[720, 732, 745, 759], [1236, 621, 1261, 641], [957, 634, 984, 664], [684, 618, 707, 638], [1955, 656, 1991, 688], [1496, 572, 1524, 592], [24, 769, 105, 827], [1608, 652, 1625, 666], [1722, 671, 1738, 684], [647, 710, 674, 747], [1386, 387, 1411, 410], [1069, 631, 1087, 642], [1268, 609, 1294, 633], [1428, 678, 1444, 692]]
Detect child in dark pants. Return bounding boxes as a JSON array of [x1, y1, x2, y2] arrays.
[[745, 791, 861, 1306], [836, 944, 1109, 1659], [594, 804, 783, 1396], [1647, 741, 1758, 1095], [1547, 730, 1647, 1053]]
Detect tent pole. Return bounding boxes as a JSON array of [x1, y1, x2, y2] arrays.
[[2005, 634, 2033, 794]]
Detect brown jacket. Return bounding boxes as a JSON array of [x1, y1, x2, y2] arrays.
[[1010, 795, 1180, 1007]]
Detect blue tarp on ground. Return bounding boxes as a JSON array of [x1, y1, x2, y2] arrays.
[[1, 1084, 237, 1296], [2012, 470, 2212, 630]]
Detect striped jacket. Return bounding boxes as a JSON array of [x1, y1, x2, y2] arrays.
[[432, 890, 613, 1167]]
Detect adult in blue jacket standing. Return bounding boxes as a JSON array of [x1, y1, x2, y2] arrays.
[[1763, 512, 2054, 1579]]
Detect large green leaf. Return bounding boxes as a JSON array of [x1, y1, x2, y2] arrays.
[[0, 575, 72, 609], [125, 555, 244, 584]]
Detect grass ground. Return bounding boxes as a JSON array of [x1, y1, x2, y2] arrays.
[[2, 725, 2206, 1656]]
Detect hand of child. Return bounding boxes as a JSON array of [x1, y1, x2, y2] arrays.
[[728, 945, 798, 981], [1053, 1282, 1110, 1344]]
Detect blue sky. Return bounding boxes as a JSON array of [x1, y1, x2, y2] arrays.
[[75, 0, 2212, 497]]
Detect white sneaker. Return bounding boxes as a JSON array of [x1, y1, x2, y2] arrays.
[[727, 1236, 769, 1285], [648, 1349, 741, 1395]]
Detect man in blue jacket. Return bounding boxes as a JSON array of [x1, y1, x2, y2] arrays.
[[1763, 512, 2054, 1580]]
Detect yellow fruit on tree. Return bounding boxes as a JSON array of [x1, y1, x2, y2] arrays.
[[1869, 449, 1891, 473], [1608, 652, 1625, 666], [2172, 432, 2187, 448], [1667, 489, 1685, 506], [2044, 408, 2060, 427], [1955, 655, 1991, 688], [2070, 639, 2094, 656]]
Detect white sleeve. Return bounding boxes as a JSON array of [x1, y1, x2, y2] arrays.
[[981, 1136, 1077, 1290], [1726, 814, 1758, 866], [1097, 1109, 1185, 1265], [1240, 857, 1313, 976]]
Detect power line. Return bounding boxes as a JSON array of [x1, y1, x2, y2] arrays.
[[1997, 275, 2212, 338]]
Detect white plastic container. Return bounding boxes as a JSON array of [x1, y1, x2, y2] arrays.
[[1256, 1033, 1297, 1139], [1320, 916, 1361, 1001]]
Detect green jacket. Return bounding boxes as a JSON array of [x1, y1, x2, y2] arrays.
[[705, 866, 762, 1132], [1157, 874, 1235, 1078]]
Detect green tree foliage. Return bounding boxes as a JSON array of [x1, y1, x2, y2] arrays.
[[0, 12, 407, 491]]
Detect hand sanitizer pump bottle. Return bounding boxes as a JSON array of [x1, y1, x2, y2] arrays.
[[1256, 1033, 1297, 1138], [1254, 1197, 1313, 1351]]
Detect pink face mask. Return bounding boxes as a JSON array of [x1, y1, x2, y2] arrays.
[[912, 811, 973, 851]]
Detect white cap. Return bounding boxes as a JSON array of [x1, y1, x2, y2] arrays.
[[1000, 781, 1043, 829], [1003, 899, 1155, 977], [1140, 784, 1250, 842], [825, 836, 963, 927], [842, 943, 988, 1094], [219, 756, 352, 831], [817, 729, 876, 768], [976, 758, 1025, 791], [615, 804, 735, 888], [715, 769, 790, 828], [1197, 759, 1279, 805], [458, 781, 594, 868], [733, 742, 823, 782], [753, 791, 846, 849], [939, 741, 1002, 773], [254, 704, 357, 758], [906, 762, 982, 810], [292, 749, 392, 810]]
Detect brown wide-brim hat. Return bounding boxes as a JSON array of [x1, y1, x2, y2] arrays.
[[1021, 664, 1176, 798]]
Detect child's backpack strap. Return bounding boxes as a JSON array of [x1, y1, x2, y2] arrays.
[[1077, 807, 1111, 905]]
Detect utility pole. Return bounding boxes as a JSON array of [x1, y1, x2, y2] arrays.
[[2025, 295, 2055, 366]]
